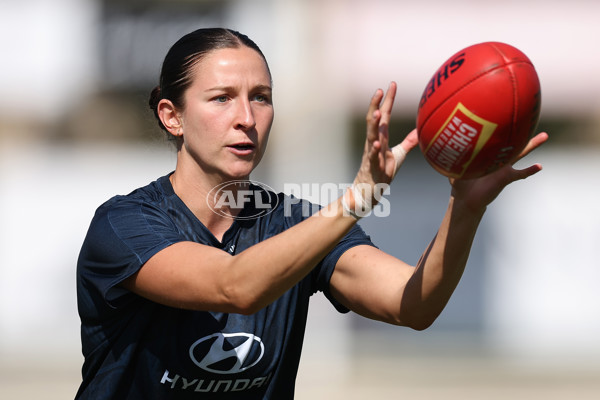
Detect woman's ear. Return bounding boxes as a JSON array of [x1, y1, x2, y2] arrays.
[[157, 99, 184, 136]]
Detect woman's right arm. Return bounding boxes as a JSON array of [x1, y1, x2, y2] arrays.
[[122, 83, 407, 314], [122, 195, 358, 314]]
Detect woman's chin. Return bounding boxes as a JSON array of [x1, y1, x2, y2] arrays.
[[222, 166, 254, 181]]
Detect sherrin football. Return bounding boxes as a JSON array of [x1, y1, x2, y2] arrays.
[[416, 42, 541, 179]]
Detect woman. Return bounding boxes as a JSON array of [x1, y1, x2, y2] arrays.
[[76, 28, 547, 399]]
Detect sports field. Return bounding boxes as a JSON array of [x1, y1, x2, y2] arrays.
[[2, 350, 599, 399]]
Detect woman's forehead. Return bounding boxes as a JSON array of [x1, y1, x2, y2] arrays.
[[190, 47, 271, 87]]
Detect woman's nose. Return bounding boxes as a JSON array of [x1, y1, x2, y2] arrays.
[[234, 98, 256, 131]]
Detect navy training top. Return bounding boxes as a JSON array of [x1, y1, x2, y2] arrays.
[[76, 174, 375, 399]]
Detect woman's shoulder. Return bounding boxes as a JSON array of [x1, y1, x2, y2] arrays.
[[92, 174, 174, 222]]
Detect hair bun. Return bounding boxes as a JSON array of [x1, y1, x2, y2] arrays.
[[149, 85, 162, 111]]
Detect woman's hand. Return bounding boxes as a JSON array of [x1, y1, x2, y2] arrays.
[[352, 82, 419, 209], [450, 132, 549, 214]]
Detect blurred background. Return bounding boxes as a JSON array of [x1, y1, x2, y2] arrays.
[[1, 0, 599, 398]]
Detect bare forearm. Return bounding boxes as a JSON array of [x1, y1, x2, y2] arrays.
[[127, 193, 361, 314], [401, 196, 485, 329], [224, 197, 356, 313]]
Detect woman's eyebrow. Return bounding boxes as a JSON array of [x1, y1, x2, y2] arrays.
[[205, 84, 272, 93]]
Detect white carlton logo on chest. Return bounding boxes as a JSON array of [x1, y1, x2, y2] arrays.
[[189, 333, 265, 374]]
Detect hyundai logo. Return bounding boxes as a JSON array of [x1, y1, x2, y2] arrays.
[[189, 333, 265, 374]]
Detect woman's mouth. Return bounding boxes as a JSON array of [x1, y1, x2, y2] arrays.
[[228, 143, 255, 155]]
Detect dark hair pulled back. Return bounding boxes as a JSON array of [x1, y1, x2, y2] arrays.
[[149, 28, 270, 138]]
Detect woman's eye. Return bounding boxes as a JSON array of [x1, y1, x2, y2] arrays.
[[253, 94, 270, 103], [214, 95, 228, 103]]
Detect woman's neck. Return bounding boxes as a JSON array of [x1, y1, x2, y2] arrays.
[[169, 167, 248, 242]]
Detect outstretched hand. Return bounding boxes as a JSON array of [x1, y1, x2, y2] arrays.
[[450, 132, 549, 213], [353, 82, 419, 206], [351, 82, 547, 215]]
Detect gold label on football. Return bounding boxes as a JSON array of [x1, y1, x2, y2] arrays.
[[424, 103, 498, 178]]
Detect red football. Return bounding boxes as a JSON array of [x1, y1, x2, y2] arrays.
[[416, 42, 541, 179]]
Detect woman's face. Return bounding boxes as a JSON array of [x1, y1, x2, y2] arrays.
[[178, 46, 274, 181]]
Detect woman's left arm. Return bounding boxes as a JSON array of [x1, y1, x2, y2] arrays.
[[330, 132, 549, 330]]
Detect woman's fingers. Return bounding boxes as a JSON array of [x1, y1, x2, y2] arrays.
[[507, 159, 543, 184], [391, 129, 419, 176], [513, 132, 549, 163], [450, 131, 548, 211], [366, 91, 384, 143], [400, 129, 419, 152], [378, 82, 397, 128], [358, 82, 405, 188], [377, 82, 397, 150], [503, 132, 547, 183], [366, 82, 397, 146]]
